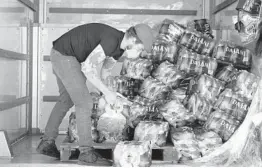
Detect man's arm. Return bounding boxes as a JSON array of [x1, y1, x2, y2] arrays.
[[100, 56, 117, 83], [81, 54, 117, 104]]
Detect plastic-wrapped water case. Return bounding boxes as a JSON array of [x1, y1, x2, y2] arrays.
[[152, 61, 185, 89], [134, 121, 169, 147], [178, 48, 218, 77], [113, 141, 153, 167]]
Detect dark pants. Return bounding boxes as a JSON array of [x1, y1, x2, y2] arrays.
[[43, 48, 93, 147]]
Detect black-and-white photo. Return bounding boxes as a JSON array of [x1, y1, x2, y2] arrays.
[[1, 0, 262, 167]]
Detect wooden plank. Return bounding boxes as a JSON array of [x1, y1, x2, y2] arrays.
[[213, 0, 238, 14], [49, 8, 197, 16], [0, 7, 25, 13], [43, 96, 59, 102], [43, 55, 50, 61], [0, 96, 30, 111], [17, 0, 37, 12], [162, 147, 180, 161], [0, 95, 16, 102], [61, 142, 175, 150], [0, 48, 29, 60], [60, 141, 179, 162]]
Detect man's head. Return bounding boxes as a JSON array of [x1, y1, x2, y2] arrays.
[[234, 0, 262, 45], [121, 24, 154, 59]]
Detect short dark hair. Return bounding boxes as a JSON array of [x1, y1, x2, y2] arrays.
[[126, 26, 142, 44]]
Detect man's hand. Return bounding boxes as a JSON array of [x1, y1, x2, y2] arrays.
[[104, 90, 118, 106]]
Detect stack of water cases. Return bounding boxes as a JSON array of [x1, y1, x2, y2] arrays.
[[67, 18, 260, 166]]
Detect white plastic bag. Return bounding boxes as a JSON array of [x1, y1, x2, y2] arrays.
[[97, 101, 128, 143], [113, 141, 153, 167]]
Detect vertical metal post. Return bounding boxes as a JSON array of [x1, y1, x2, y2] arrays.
[[33, 0, 40, 23], [20, 25, 28, 131], [217, 0, 223, 40], [43, 0, 47, 24], [209, 0, 216, 28], [202, 0, 206, 18], [31, 25, 40, 134], [26, 21, 33, 135]]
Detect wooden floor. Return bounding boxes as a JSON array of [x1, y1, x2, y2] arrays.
[[0, 135, 188, 167]]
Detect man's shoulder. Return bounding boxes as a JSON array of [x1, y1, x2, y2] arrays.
[[85, 23, 124, 34], [83, 23, 114, 29]]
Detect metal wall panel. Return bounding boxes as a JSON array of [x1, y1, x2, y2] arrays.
[[0, 105, 27, 142], [0, 0, 27, 24], [213, 0, 241, 44], [0, 24, 29, 142], [0, 59, 20, 98], [46, 0, 202, 24], [223, 1, 242, 44], [0, 26, 25, 99]]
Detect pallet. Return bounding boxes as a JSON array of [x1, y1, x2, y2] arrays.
[[60, 141, 180, 163]]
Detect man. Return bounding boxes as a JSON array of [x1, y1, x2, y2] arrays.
[[36, 23, 154, 166], [234, 0, 262, 77]]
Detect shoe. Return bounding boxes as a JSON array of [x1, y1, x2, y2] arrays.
[[78, 147, 112, 166], [36, 138, 60, 158]]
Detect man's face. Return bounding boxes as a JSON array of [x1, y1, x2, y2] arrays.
[[124, 37, 144, 59]]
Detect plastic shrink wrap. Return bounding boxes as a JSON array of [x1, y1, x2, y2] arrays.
[[67, 112, 79, 143], [152, 61, 185, 89], [187, 74, 224, 103], [195, 131, 223, 156], [180, 30, 216, 56], [158, 99, 195, 128], [134, 121, 169, 147], [191, 80, 262, 167], [120, 58, 154, 80], [158, 19, 185, 43], [178, 49, 218, 77], [187, 93, 213, 122], [139, 76, 171, 101], [214, 88, 250, 121], [97, 101, 128, 143], [192, 19, 214, 39], [213, 41, 252, 67], [151, 39, 180, 64], [227, 70, 259, 100], [105, 76, 142, 100], [67, 93, 102, 143], [215, 64, 239, 83], [126, 96, 163, 128], [170, 127, 201, 161], [169, 87, 187, 102], [113, 141, 152, 167], [204, 110, 240, 141]]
